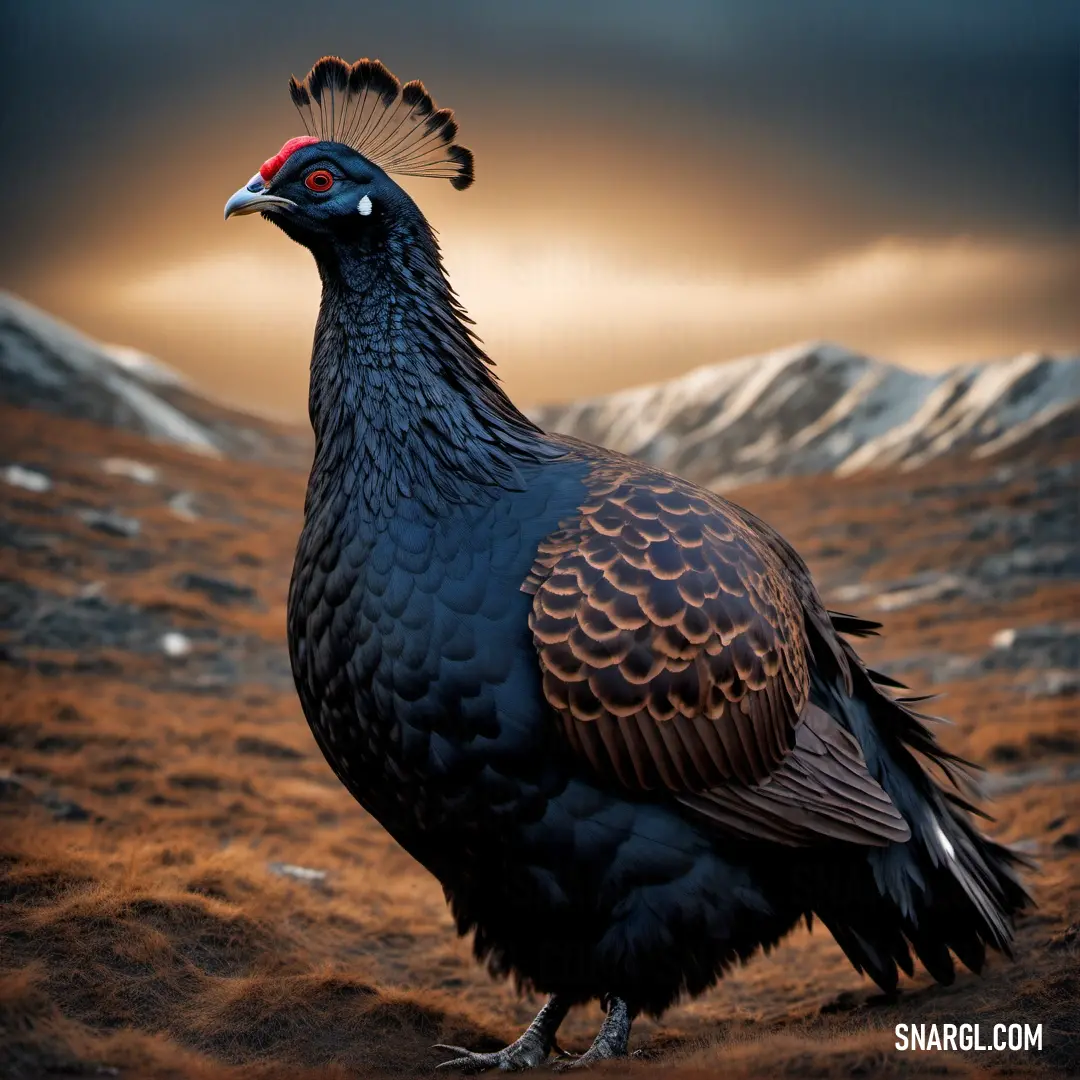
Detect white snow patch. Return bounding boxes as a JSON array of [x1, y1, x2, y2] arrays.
[[100, 343, 188, 386], [872, 574, 967, 612], [77, 508, 141, 537], [102, 457, 160, 484], [168, 492, 200, 521], [160, 632, 192, 658], [973, 399, 1079, 460], [268, 862, 327, 883], [830, 583, 874, 604], [3, 464, 51, 492], [102, 372, 222, 457]]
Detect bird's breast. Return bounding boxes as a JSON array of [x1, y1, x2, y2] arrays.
[[286, 489, 571, 842]]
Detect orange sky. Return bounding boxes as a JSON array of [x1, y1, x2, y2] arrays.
[[2, 4, 1077, 420]]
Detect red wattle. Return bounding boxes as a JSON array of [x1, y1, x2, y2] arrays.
[[260, 136, 320, 182]]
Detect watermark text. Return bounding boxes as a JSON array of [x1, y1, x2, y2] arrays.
[[895, 1023, 1042, 1052]]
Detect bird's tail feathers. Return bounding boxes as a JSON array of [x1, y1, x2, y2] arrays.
[[808, 653, 1031, 992]]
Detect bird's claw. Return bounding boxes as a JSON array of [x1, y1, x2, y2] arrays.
[[433, 1037, 550, 1073], [550, 1037, 624, 1071], [552, 995, 630, 1069]]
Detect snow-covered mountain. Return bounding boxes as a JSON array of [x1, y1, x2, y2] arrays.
[[530, 342, 1080, 489], [0, 292, 308, 465], [3, 291, 1077, 488]]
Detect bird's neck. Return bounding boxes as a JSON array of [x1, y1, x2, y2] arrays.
[[305, 227, 555, 519]]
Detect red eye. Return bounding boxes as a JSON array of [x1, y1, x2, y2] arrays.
[[304, 169, 335, 192]]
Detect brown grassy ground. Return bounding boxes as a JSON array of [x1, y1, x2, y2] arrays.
[[1, 403, 1078, 1077]]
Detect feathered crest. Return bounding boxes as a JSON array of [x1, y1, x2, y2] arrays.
[[288, 56, 474, 190]]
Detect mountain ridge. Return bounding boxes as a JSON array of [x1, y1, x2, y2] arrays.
[[0, 291, 309, 468], [3, 291, 1076, 489], [530, 341, 1080, 489]]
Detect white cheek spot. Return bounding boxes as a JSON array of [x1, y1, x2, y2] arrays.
[[358, 195, 373, 216]]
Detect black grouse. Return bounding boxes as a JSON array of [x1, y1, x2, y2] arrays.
[[225, 56, 1030, 1071]]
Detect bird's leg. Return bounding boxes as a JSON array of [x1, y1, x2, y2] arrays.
[[434, 995, 572, 1073], [554, 996, 631, 1070]]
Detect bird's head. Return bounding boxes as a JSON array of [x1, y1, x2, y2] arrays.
[[225, 138, 411, 246], [225, 56, 473, 250]]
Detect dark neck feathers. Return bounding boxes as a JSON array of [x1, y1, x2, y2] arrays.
[[305, 214, 558, 517]]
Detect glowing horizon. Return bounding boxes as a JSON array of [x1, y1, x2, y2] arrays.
[[31, 230, 1073, 419], [2, 5, 1076, 419]]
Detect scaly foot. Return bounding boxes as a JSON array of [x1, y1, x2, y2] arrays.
[[553, 997, 631, 1071], [433, 1037, 550, 1073], [434, 997, 571, 1073]]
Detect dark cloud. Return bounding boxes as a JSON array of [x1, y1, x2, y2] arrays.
[[2, 2, 1075, 254], [0, 1, 1075, 412]]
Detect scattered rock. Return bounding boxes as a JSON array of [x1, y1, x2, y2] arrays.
[[189, 672, 231, 690], [871, 572, 971, 612], [983, 763, 1080, 797], [0, 577, 293, 691], [829, 583, 873, 605], [989, 733, 1080, 766], [174, 571, 256, 607], [92, 778, 138, 797], [989, 623, 1080, 670], [168, 491, 199, 521], [819, 990, 864, 1015], [160, 632, 192, 659], [882, 619, 1080, 688], [32, 734, 84, 754], [101, 754, 158, 771], [235, 735, 305, 761], [101, 457, 160, 484], [268, 862, 327, 884], [979, 543, 1080, 583], [169, 773, 223, 791], [834, 572, 991, 615], [38, 790, 91, 822], [2, 463, 51, 492], [0, 771, 34, 803], [146, 793, 188, 808], [77, 508, 141, 538], [1030, 733, 1080, 756], [1047, 923, 1080, 951], [989, 744, 1023, 765], [1027, 670, 1080, 699]]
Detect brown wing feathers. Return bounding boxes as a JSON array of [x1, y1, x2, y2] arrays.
[[524, 456, 908, 847], [680, 705, 910, 846], [525, 460, 810, 792]]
